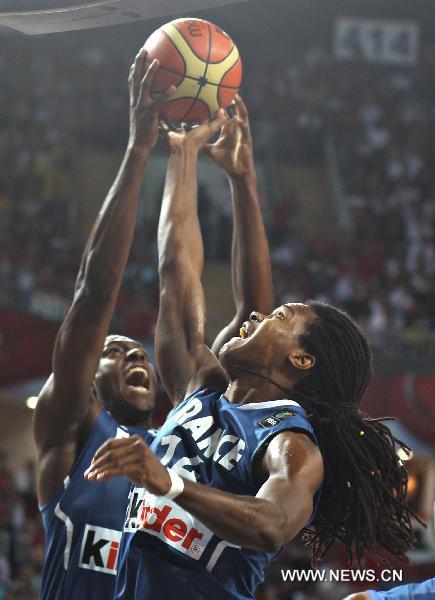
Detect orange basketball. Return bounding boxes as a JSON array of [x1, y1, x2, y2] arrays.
[[143, 18, 242, 123]]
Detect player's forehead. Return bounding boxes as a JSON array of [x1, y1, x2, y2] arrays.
[[103, 335, 145, 353], [278, 303, 318, 327], [282, 302, 314, 316]]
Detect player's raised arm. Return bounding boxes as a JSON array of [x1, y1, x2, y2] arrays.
[[204, 96, 274, 354], [155, 114, 229, 406], [34, 51, 174, 503]]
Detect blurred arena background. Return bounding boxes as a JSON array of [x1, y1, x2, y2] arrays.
[[0, 0, 434, 597]]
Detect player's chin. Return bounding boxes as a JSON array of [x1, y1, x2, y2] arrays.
[[123, 384, 154, 410], [219, 336, 248, 365], [219, 336, 242, 356]]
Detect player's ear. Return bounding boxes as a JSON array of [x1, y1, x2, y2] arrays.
[[288, 351, 315, 371]]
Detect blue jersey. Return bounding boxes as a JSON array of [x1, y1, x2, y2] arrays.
[[368, 578, 435, 599], [117, 386, 322, 600], [40, 408, 156, 600]]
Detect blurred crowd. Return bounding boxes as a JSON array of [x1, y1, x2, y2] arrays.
[[0, 452, 42, 599], [245, 45, 435, 350], [0, 39, 158, 340], [2, 36, 435, 353]]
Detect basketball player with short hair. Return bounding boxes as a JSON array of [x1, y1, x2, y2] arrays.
[[86, 99, 417, 599], [34, 51, 174, 599]]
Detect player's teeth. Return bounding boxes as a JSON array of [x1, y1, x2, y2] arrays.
[[239, 327, 247, 339], [126, 367, 149, 383]]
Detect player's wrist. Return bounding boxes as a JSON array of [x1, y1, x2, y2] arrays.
[[170, 141, 200, 158], [164, 468, 185, 500], [229, 169, 257, 186]]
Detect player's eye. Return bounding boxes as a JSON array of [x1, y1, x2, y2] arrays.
[[105, 347, 122, 357]]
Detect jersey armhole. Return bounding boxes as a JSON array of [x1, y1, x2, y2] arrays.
[[39, 483, 64, 513], [39, 408, 105, 512], [176, 385, 214, 409], [250, 425, 318, 478]]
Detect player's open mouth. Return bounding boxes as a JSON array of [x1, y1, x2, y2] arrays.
[[239, 321, 256, 339], [125, 367, 150, 392], [239, 320, 260, 339]]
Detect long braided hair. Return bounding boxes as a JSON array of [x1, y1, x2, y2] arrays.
[[292, 301, 419, 565]]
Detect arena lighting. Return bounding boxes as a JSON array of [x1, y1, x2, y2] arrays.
[[397, 447, 414, 462], [0, 0, 251, 34], [26, 396, 39, 410]]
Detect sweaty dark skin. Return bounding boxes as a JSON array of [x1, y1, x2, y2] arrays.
[[86, 101, 323, 554], [34, 51, 173, 506]]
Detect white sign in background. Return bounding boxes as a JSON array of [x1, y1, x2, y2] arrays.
[[334, 17, 419, 66]]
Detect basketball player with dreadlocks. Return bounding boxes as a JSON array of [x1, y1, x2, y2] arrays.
[[86, 98, 417, 600]]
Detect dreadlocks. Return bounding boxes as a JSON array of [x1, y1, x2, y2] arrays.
[[291, 301, 419, 565]]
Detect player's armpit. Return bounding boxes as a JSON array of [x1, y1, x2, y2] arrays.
[[34, 373, 96, 453], [184, 345, 229, 399], [33, 290, 115, 449]]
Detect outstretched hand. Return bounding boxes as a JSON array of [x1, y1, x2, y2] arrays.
[[203, 95, 254, 177], [161, 109, 227, 153], [129, 48, 176, 152], [84, 435, 171, 495]]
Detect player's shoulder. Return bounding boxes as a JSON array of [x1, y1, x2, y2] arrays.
[[266, 427, 321, 461], [263, 428, 324, 491], [255, 403, 322, 474]]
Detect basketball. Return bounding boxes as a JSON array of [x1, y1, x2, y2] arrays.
[[143, 18, 242, 123]]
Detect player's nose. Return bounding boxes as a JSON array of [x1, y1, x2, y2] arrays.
[[125, 347, 147, 362], [250, 311, 264, 323]]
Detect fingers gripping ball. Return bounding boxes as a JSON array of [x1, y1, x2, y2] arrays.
[[143, 18, 242, 123]]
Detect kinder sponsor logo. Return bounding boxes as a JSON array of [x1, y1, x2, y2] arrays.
[[125, 489, 212, 560], [79, 525, 121, 575]]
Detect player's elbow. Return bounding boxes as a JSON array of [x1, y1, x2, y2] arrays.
[[158, 249, 179, 276], [158, 228, 188, 273], [257, 505, 308, 552], [258, 517, 289, 553], [258, 527, 286, 553], [73, 281, 115, 310], [76, 260, 119, 304]]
